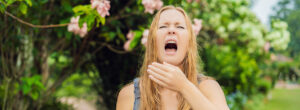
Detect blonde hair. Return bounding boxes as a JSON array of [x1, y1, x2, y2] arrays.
[[138, 6, 205, 110]]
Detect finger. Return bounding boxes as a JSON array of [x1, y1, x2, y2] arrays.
[[163, 62, 179, 70], [151, 62, 172, 72], [147, 69, 168, 81], [149, 75, 168, 87], [148, 65, 170, 77]]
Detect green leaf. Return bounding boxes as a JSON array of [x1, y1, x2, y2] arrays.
[[73, 5, 90, 14], [61, 0, 72, 12], [108, 32, 116, 41], [6, 0, 16, 6], [48, 56, 55, 65], [34, 81, 45, 90], [25, 0, 32, 6], [129, 30, 142, 49], [0, 3, 5, 13], [137, 0, 142, 4], [84, 14, 96, 31], [58, 55, 68, 63], [21, 83, 31, 94], [30, 91, 39, 100], [19, 3, 27, 15], [117, 27, 125, 41], [96, 18, 101, 27], [99, 16, 105, 25], [78, 16, 85, 27], [32, 75, 41, 82]]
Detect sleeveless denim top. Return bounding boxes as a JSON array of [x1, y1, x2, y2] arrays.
[[133, 76, 203, 110], [133, 78, 141, 110]]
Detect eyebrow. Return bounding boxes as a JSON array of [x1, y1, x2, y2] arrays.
[[161, 22, 184, 25]]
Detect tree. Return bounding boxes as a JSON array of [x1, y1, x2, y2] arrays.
[[271, 0, 300, 57]]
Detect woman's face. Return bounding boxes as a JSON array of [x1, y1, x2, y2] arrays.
[[156, 9, 189, 66]]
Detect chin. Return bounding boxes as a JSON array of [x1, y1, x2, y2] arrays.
[[159, 55, 184, 66]]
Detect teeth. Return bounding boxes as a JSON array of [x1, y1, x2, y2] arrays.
[[167, 41, 176, 44]]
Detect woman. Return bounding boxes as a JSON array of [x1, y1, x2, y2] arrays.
[[116, 6, 229, 110]]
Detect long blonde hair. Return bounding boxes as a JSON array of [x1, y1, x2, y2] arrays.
[[138, 6, 204, 110]]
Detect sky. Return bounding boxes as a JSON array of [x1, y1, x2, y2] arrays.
[[251, 0, 280, 26]]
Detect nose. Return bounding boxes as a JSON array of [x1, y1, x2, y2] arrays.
[[168, 31, 175, 34], [168, 27, 176, 35]]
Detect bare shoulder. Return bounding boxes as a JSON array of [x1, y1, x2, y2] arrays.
[[198, 79, 225, 100], [198, 79, 230, 110], [116, 83, 134, 110], [198, 79, 222, 92]]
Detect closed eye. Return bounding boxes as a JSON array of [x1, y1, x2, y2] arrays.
[[177, 26, 185, 29], [159, 26, 167, 29]]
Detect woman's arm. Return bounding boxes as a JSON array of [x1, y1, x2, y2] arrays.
[[116, 83, 134, 110], [180, 79, 230, 110]]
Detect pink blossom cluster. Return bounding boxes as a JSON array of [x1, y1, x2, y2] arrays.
[[192, 18, 202, 36], [264, 42, 270, 52], [142, 0, 163, 14], [67, 16, 88, 38], [141, 29, 149, 47], [91, 0, 111, 17], [186, 0, 200, 3], [124, 30, 135, 51]]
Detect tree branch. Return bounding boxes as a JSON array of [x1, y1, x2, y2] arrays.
[[4, 11, 68, 28], [96, 42, 130, 54]]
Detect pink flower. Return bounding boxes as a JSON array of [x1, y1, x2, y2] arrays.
[[141, 29, 149, 47], [79, 23, 88, 38], [264, 42, 270, 52], [124, 30, 135, 51], [123, 40, 131, 51], [68, 16, 80, 33], [142, 0, 163, 14], [192, 18, 202, 36], [67, 16, 88, 38], [91, 0, 101, 9], [126, 30, 134, 39], [91, 0, 110, 17]]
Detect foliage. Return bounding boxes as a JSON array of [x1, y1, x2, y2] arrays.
[[19, 75, 45, 100], [54, 72, 96, 100], [226, 90, 248, 110], [244, 93, 265, 110], [271, 0, 300, 57]]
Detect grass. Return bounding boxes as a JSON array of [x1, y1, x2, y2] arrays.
[[262, 88, 300, 110]]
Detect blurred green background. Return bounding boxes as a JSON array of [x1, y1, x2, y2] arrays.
[[0, 0, 299, 110]]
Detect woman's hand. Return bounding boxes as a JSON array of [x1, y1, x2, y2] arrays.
[[147, 62, 230, 110], [147, 62, 189, 92]]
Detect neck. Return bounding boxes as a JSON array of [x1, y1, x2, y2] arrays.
[[178, 64, 184, 71]]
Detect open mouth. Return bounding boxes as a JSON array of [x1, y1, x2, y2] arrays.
[[164, 40, 177, 55]]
